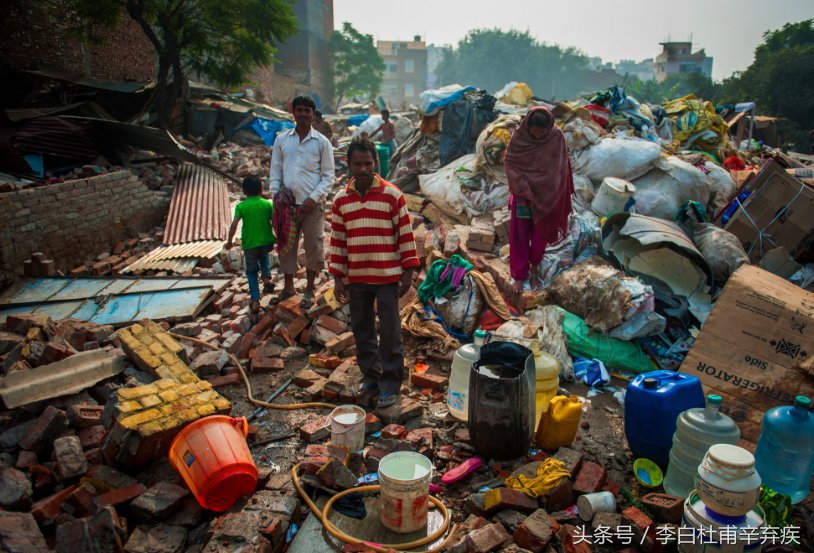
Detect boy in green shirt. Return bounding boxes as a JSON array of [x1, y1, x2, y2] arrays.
[[226, 175, 276, 313]]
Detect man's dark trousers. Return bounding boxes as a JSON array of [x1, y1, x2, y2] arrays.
[[348, 282, 403, 394]]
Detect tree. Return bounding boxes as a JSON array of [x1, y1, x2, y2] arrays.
[[721, 19, 814, 137], [434, 29, 590, 100], [330, 22, 384, 108], [59, 0, 298, 127], [621, 73, 723, 105]]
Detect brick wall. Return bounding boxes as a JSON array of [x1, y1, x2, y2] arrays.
[[0, 171, 168, 285], [0, 1, 156, 82]]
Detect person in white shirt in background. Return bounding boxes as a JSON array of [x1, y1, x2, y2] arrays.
[[269, 95, 335, 307]]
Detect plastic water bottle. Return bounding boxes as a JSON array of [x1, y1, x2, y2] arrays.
[[754, 396, 814, 504], [447, 329, 487, 421], [663, 394, 740, 498]]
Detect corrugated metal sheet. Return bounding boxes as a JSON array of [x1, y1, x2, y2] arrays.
[[121, 240, 225, 274], [0, 277, 229, 326], [62, 116, 198, 162], [164, 164, 231, 245], [121, 258, 198, 274], [13, 117, 98, 161], [23, 69, 152, 94]]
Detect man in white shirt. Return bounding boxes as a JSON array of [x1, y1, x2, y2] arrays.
[[269, 95, 335, 306]]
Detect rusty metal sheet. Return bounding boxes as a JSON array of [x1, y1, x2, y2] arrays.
[[121, 240, 224, 274], [0, 349, 126, 409], [164, 164, 231, 245], [62, 116, 198, 162]]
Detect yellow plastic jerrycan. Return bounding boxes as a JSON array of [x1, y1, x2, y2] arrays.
[[531, 340, 560, 428], [535, 395, 582, 450]]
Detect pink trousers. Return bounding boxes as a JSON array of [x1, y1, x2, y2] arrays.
[[509, 195, 546, 281]]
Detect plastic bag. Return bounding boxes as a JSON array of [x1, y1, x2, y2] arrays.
[[434, 274, 484, 336], [559, 308, 653, 373], [497, 82, 532, 106], [572, 136, 661, 185], [419, 84, 476, 116], [703, 161, 738, 216], [692, 224, 750, 285], [632, 156, 707, 220], [573, 173, 596, 205], [418, 154, 476, 217], [352, 115, 382, 138]]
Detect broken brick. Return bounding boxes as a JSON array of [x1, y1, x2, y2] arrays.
[[94, 483, 147, 508], [54, 435, 89, 480], [0, 512, 49, 553], [513, 509, 560, 552], [573, 461, 607, 495], [31, 485, 79, 526], [381, 424, 408, 439], [251, 356, 285, 372], [124, 523, 187, 553], [67, 404, 104, 429], [19, 405, 68, 453], [375, 397, 423, 425], [130, 481, 190, 522], [55, 506, 124, 553], [461, 522, 510, 553], [0, 467, 33, 510], [553, 447, 583, 477], [410, 371, 448, 390], [483, 487, 538, 514], [299, 416, 330, 443], [316, 458, 359, 490], [325, 331, 355, 354], [641, 492, 684, 524]]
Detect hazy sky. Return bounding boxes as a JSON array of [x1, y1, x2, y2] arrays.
[[334, 0, 814, 81]]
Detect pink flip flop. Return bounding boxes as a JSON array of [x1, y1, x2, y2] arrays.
[[441, 457, 483, 485]]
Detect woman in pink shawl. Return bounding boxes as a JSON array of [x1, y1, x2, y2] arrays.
[[503, 107, 574, 292]]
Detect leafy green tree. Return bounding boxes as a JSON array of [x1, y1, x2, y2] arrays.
[[59, 0, 298, 127], [621, 73, 722, 105], [434, 28, 590, 100], [721, 19, 814, 134], [330, 22, 384, 108]]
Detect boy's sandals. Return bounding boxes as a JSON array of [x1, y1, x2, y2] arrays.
[[299, 289, 315, 308], [262, 280, 275, 294]]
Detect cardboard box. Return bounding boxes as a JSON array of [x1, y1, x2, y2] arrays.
[[724, 161, 814, 263], [679, 265, 814, 443]]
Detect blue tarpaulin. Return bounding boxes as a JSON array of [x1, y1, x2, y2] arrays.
[[246, 117, 295, 146], [347, 114, 370, 128]]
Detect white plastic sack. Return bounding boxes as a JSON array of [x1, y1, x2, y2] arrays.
[[572, 136, 661, 185], [352, 115, 382, 138], [573, 173, 596, 205], [419, 84, 475, 116], [418, 154, 480, 219], [632, 156, 707, 219], [703, 161, 738, 216], [692, 224, 750, 285], [562, 116, 602, 152]]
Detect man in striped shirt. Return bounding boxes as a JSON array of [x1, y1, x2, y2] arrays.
[[329, 138, 419, 408]]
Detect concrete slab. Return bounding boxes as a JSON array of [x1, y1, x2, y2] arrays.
[[288, 495, 446, 552]]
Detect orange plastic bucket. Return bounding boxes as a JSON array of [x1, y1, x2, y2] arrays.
[[169, 415, 257, 512]]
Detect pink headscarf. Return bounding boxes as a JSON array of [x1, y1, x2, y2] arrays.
[[503, 106, 574, 243]]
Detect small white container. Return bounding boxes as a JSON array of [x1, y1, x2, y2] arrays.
[[577, 491, 617, 521], [696, 444, 761, 516], [329, 405, 366, 452], [591, 177, 636, 216]]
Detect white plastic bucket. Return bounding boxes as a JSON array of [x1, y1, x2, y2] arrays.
[[330, 405, 366, 452], [378, 451, 433, 533], [696, 444, 761, 516], [591, 177, 636, 216], [678, 491, 765, 553], [577, 491, 616, 521]]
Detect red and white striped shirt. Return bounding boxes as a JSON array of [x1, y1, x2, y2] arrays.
[[329, 176, 419, 284]]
